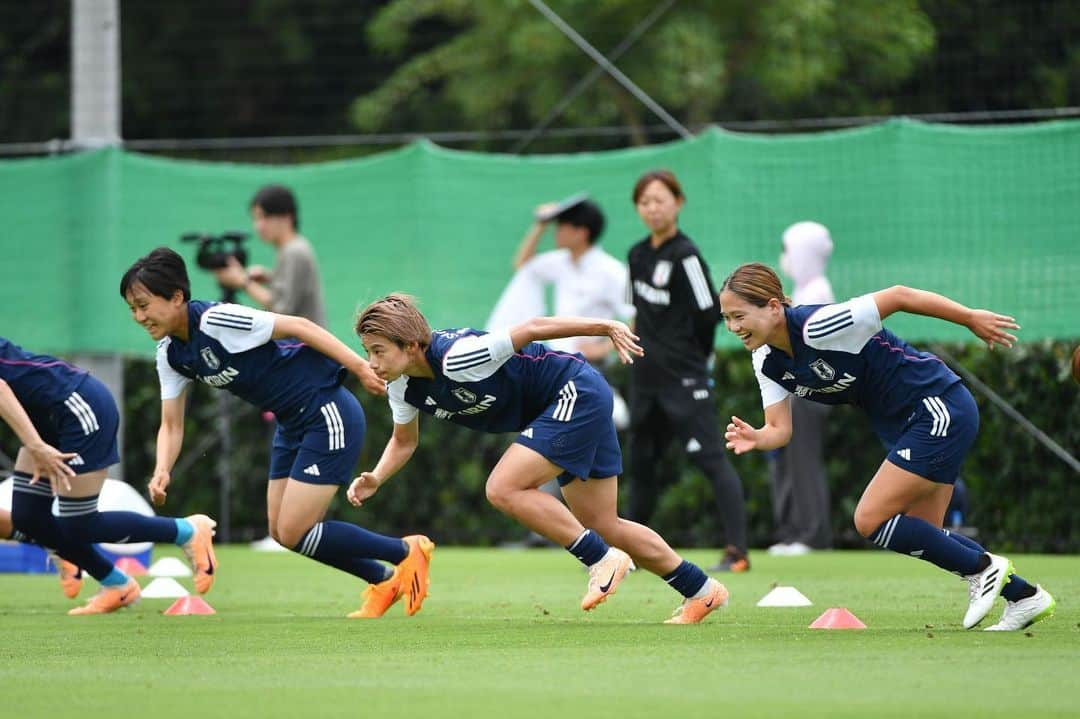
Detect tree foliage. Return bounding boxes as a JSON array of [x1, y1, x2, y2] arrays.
[[349, 0, 936, 144], [2, 2, 1079, 151]]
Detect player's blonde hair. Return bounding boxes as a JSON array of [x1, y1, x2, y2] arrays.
[[355, 293, 432, 349], [720, 263, 792, 307]]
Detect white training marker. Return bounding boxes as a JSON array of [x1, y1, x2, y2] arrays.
[[756, 586, 813, 607]]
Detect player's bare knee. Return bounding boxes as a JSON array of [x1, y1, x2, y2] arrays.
[[484, 480, 513, 512], [276, 522, 311, 549], [852, 505, 883, 538]]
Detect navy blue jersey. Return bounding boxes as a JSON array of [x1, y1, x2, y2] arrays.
[[753, 295, 961, 441], [0, 337, 88, 412], [156, 301, 345, 426], [387, 328, 588, 433]]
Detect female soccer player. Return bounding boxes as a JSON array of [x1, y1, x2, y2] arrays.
[[349, 294, 728, 624], [120, 248, 433, 618], [719, 262, 1054, 631], [1, 336, 216, 614]]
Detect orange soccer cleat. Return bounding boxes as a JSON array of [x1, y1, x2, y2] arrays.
[[180, 514, 218, 594], [48, 552, 84, 599], [581, 547, 633, 611], [664, 578, 729, 625], [397, 535, 435, 616], [347, 567, 404, 619], [68, 577, 141, 616]]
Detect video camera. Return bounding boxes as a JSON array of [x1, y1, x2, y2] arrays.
[[181, 231, 250, 270], [181, 231, 250, 302]]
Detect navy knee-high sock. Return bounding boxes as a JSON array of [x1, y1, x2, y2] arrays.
[[10, 473, 116, 582], [869, 514, 984, 575], [293, 521, 408, 584], [662, 559, 710, 598], [943, 528, 1037, 602], [57, 494, 187, 544], [565, 529, 610, 567]]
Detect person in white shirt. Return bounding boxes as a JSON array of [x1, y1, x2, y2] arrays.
[[509, 198, 635, 357], [767, 221, 836, 556]]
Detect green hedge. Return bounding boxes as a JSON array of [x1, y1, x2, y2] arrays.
[[3, 341, 1077, 552]]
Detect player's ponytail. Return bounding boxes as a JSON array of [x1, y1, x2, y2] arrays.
[[720, 263, 792, 307]]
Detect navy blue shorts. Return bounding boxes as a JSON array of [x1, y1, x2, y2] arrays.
[[269, 385, 366, 485], [514, 366, 623, 486], [885, 382, 979, 485], [31, 376, 120, 474]]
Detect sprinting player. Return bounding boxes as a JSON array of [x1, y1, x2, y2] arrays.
[[0, 336, 216, 614], [120, 247, 432, 618], [719, 263, 1054, 631], [350, 294, 728, 624]]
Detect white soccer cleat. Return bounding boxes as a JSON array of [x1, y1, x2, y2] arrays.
[[984, 585, 1055, 631], [962, 553, 1013, 629], [581, 547, 632, 611]]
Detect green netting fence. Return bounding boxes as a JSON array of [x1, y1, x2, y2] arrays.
[[1, 118, 1077, 356]]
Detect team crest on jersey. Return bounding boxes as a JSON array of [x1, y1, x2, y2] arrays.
[[200, 347, 221, 370], [809, 359, 836, 381], [451, 388, 477, 404], [652, 260, 673, 287]]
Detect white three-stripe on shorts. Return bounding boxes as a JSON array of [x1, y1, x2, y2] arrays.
[[922, 396, 951, 437], [553, 381, 578, 422], [319, 401, 345, 450], [65, 392, 100, 436]]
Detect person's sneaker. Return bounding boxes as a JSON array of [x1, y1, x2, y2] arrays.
[[710, 546, 750, 573], [68, 577, 140, 615], [962, 552, 1013, 629], [767, 543, 791, 556], [581, 547, 632, 611], [984, 585, 1055, 631], [398, 535, 435, 616], [664, 578, 729, 624], [48, 551, 83, 599], [347, 568, 403, 619], [784, 542, 812, 556], [180, 514, 218, 595]]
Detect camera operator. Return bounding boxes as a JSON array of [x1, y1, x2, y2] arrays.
[[214, 184, 327, 327]]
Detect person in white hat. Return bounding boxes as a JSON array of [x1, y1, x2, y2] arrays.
[[767, 221, 836, 556]]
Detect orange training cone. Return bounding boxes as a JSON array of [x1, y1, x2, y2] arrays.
[[163, 596, 216, 615], [809, 607, 866, 629], [114, 556, 148, 576]]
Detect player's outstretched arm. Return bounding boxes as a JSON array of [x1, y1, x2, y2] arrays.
[[724, 398, 794, 454], [871, 285, 1019, 350], [508, 317, 644, 364], [347, 417, 419, 507], [149, 392, 187, 506], [272, 314, 386, 395]]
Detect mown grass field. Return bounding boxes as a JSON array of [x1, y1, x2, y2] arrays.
[[2, 546, 1076, 718]]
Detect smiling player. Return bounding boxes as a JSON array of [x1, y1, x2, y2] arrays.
[[719, 262, 1054, 631]]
